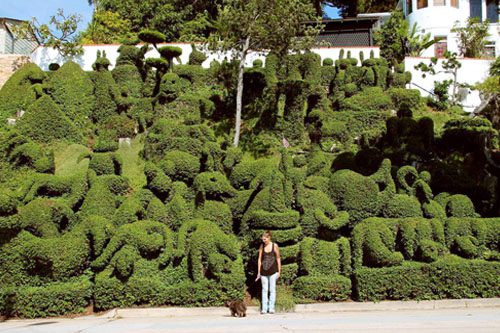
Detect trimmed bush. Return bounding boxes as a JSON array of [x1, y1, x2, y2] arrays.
[[0, 190, 18, 216], [253, 59, 263, 68], [7, 277, 92, 318], [387, 88, 422, 112], [90, 70, 120, 123], [382, 194, 422, 218], [341, 87, 394, 112], [279, 79, 309, 142], [17, 95, 82, 144], [246, 210, 300, 230], [193, 172, 235, 200], [47, 61, 95, 128], [293, 275, 351, 301], [189, 44, 207, 66], [159, 150, 200, 184], [138, 29, 166, 45], [322, 58, 334, 66], [87, 153, 123, 176], [158, 46, 183, 70], [112, 64, 143, 99], [79, 175, 129, 220], [354, 257, 500, 301], [445, 194, 477, 218], [0, 63, 45, 124], [329, 170, 380, 223], [195, 200, 233, 234]]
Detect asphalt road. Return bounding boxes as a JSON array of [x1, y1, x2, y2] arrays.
[[1, 307, 500, 333]]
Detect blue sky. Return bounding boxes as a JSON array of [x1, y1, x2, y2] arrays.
[[1, 0, 94, 31], [1, 1, 340, 32]]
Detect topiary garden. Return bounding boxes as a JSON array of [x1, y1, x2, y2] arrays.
[[0, 43, 498, 318]]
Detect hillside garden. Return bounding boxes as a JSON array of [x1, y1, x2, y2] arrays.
[[0, 37, 498, 318]]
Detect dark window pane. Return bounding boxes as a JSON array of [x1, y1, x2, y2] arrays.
[[470, 0, 483, 20], [418, 0, 428, 9], [407, 0, 413, 14], [487, 0, 499, 23]]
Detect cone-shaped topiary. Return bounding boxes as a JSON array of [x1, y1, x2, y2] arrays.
[[47, 61, 95, 128], [17, 95, 82, 143]]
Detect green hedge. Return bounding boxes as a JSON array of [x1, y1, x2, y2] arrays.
[[293, 275, 351, 301], [354, 257, 500, 301], [0, 63, 45, 124], [3, 277, 92, 318]]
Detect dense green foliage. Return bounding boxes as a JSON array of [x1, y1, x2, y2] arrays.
[[0, 43, 499, 318]]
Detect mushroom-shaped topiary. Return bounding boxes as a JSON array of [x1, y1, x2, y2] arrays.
[[145, 57, 169, 73], [138, 29, 166, 48], [158, 46, 183, 71], [322, 58, 333, 66]]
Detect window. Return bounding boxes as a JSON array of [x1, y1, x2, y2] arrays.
[[451, 0, 459, 8], [484, 43, 496, 57], [487, 0, 499, 23], [434, 36, 448, 58], [407, 0, 413, 14], [434, 0, 445, 5], [417, 0, 428, 9], [470, 0, 483, 20]]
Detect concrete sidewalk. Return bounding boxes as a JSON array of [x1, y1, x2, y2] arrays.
[[99, 298, 500, 319], [1, 305, 500, 333]]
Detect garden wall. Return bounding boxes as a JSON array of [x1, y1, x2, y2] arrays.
[[30, 43, 380, 71], [405, 57, 492, 112]]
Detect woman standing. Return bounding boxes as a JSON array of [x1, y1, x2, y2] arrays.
[[256, 230, 281, 314]]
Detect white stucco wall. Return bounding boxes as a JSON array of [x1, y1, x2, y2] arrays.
[[30, 43, 380, 71], [405, 0, 500, 57], [405, 56, 492, 112]]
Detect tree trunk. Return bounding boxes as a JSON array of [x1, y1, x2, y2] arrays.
[[233, 36, 250, 147]]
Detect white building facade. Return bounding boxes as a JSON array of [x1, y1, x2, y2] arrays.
[[401, 0, 500, 58]]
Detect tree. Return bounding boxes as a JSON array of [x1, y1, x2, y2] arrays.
[[80, 10, 133, 44], [374, 11, 435, 65], [415, 51, 462, 109], [210, 0, 320, 147], [452, 17, 491, 58], [373, 11, 408, 65], [406, 22, 436, 57], [84, 0, 222, 42], [475, 57, 500, 126], [14, 9, 83, 58]]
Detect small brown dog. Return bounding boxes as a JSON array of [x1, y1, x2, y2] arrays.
[[225, 300, 247, 317]]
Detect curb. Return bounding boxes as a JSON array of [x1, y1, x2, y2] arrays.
[[101, 298, 500, 319]]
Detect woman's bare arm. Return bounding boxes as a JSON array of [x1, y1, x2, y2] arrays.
[[275, 244, 281, 277], [257, 244, 263, 276]]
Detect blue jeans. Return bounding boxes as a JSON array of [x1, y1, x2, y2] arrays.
[[261, 272, 278, 313]]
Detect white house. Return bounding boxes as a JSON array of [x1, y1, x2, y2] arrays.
[[399, 0, 500, 58]]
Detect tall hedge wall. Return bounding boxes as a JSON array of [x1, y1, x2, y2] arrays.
[[0, 50, 498, 319]]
